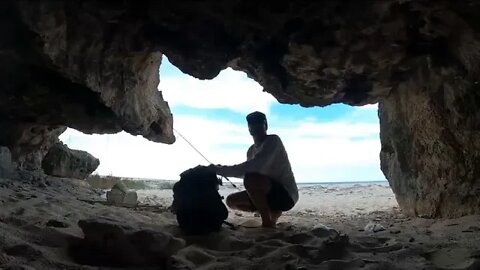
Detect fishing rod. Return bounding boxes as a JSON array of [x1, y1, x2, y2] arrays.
[[173, 127, 240, 190]]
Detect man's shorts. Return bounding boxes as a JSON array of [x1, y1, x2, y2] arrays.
[[245, 176, 295, 212]]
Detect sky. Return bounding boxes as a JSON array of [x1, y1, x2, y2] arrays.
[[60, 56, 385, 183]]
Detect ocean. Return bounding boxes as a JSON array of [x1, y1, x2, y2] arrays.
[[297, 180, 389, 187], [114, 179, 390, 190]]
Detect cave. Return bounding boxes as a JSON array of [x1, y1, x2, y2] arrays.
[[1, 1, 480, 269], [2, 0, 478, 218]]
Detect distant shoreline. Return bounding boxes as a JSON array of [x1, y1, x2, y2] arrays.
[[297, 180, 388, 186], [87, 174, 388, 190], [90, 174, 387, 183]]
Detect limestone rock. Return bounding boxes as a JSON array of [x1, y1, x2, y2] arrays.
[[42, 142, 99, 179], [2, 125, 67, 171], [6, 1, 175, 143], [75, 218, 185, 267], [380, 63, 480, 218], [0, 1, 175, 171], [364, 222, 386, 233]]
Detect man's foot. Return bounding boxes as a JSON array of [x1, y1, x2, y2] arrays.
[[271, 211, 282, 224], [261, 211, 282, 228]]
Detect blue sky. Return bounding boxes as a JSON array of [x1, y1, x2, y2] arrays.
[[60, 56, 385, 183]]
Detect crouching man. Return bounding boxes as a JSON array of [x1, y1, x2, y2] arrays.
[[208, 111, 298, 227]]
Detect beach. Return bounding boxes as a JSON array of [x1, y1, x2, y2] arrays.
[[137, 181, 398, 227], [1, 175, 479, 269]]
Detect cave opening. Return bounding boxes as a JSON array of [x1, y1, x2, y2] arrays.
[[59, 55, 396, 219]]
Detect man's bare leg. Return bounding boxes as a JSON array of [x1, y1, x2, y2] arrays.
[[244, 173, 276, 227], [226, 191, 256, 212]]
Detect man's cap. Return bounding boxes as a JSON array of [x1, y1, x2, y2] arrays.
[[246, 111, 267, 124]]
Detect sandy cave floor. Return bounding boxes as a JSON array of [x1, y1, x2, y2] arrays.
[[0, 175, 479, 270]]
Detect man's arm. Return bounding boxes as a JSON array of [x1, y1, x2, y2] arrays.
[[215, 135, 280, 178]]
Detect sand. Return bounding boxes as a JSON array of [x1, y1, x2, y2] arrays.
[[0, 175, 479, 269]]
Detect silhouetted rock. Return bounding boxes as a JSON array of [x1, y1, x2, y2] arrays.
[[74, 218, 185, 267], [0, 146, 14, 178], [42, 142, 99, 179]]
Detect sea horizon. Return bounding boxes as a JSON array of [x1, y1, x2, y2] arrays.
[[92, 175, 387, 184], [296, 180, 388, 185], [91, 174, 387, 183]]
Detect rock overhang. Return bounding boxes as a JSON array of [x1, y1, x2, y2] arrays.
[[2, 1, 478, 140]]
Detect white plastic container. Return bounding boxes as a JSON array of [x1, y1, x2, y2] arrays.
[[106, 182, 138, 207]]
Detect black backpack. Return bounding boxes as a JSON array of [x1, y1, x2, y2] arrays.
[[171, 166, 229, 235]]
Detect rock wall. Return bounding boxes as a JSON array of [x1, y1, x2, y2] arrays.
[[379, 6, 480, 217], [379, 61, 480, 218], [0, 125, 67, 171], [0, 1, 174, 170]]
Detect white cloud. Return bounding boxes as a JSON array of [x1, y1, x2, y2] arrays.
[[59, 114, 252, 180], [159, 68, 277, 114], [59, 64, 385, 183], [357, 104, 378, 110], [279, 121, 379, 139], [271, 120, 382, 182], [60, 113, 384, 182]]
